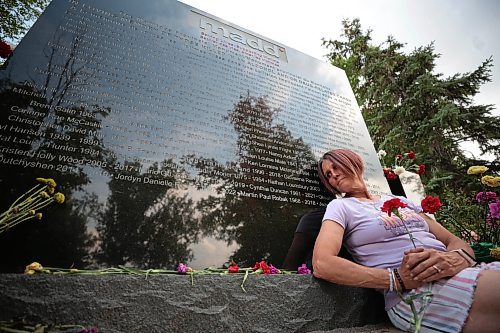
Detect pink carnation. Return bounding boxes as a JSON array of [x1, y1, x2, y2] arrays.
[[297, 264, 311, 275], [476, 191, 497, 202], [177, 263, 188, 274], [489, 202, 500, 219]]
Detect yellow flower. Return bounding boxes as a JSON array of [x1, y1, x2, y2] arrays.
[[481, 175, 500, 187], [29, 210, 36, 215], [46, 178, 57, 188], [36, 177, 48, 184], [467, 166, 489, 175], [40, 191, 50, 199], [54, 192, 65, 204], [35, 213, 43, 220], [491, 247, 500, 260], [25, 262, 43, 274], [47, 186, 55, 195]]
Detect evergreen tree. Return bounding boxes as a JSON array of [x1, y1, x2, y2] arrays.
[[323, 18, 499, 194], [322, 19, 499, 235]]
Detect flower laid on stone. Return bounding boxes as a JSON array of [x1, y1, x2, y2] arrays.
[[228, 262, 239, 273], [297, 263, 311, 275], [0, 178, 65, 234], [378, 149, 426, 182], [23, 261, 298, 294]]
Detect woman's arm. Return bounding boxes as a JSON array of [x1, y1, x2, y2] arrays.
[[402, 213, 473, 283], [313, 219, 422, 289]]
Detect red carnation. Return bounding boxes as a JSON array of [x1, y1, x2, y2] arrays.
[[383, 168, 392, 175], [0, 40, 13, 59], [386, 171, 398, 181], [396, 154, 403, 161], [228, 264, 239, 273], [407, 151, 416, 160], [252, 261, 270, 274], [421, 195, 442, 214], [417, 164, 426, 175], [381, 198, 408, 217]]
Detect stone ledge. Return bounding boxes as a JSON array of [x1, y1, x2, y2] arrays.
[[0, 274, 389, 332]]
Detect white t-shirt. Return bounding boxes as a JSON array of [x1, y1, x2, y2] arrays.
[[322, 194, 447, 269]]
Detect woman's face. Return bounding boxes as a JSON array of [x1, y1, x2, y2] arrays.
[[321, 159, 365, 194]]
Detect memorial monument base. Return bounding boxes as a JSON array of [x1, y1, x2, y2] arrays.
[[0, 274, 391, 332]]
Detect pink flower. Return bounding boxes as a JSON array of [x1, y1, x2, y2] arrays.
[[297, 264, 311, 275], [476, 191, 497, 202], [269, 264, 280, 274], [177, 263, 188, 274], [489, 202, 500, 219]]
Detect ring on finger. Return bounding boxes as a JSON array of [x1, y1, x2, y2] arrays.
[[432, 265, 442, 273]]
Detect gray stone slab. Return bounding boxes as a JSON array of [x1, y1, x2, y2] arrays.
[[0, 274, 391, 332]]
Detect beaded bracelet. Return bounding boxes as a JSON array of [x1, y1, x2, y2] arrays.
[[393, 269, 407, 292]]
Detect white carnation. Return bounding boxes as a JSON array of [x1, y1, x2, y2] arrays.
[[394, 166, 406, 175], [377, 150, 387, 158]]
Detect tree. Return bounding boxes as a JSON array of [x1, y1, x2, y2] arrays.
[[323, 19, 499, 194], [1, 0, 50, 41]]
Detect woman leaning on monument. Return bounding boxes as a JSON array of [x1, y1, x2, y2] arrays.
[[312, 148, 500, 333]]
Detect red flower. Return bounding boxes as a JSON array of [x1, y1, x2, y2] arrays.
[[407, 151, 416, 160], [0, 40, 13, 59], [228, 264, 239, 273], [252, 261, 270, 274], [417, 164, 426, 175], [396, 154, 403, 161], [386, 171, 398, 181], [421, 195, 442, 214], [383, 168, 392, 175], [381, 198, 408, 217]]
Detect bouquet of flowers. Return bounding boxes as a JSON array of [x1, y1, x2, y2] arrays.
[[377, 150, 426, 181]]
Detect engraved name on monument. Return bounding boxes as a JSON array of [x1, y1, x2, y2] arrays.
[[0, 0, 389, 270]]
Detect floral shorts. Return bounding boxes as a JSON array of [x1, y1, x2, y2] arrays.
[[387, 262, 500, 333]]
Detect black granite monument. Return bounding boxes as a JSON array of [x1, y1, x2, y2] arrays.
[[0, 0, 390, 272]]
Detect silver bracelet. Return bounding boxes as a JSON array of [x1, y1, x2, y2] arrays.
[[387, 268, 394, 292], [450, 249, 477, 267]]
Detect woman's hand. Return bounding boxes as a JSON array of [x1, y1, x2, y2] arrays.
[[402, 247, 468, 283]]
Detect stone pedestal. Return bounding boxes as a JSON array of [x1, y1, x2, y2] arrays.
[[0, 274, 388, 332]]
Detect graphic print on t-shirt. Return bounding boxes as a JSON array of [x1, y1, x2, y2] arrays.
[[378, 208, 426, 236]]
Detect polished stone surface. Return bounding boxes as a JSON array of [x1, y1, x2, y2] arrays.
[[0, 0, 389, 271]]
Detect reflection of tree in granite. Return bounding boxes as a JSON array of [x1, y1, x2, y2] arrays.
[[190, 94, 319, 267], [95, 159, 200, 268], [0, 33, 109, 271]]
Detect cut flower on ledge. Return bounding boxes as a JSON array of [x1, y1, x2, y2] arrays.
[[0, 178, 65, 234]]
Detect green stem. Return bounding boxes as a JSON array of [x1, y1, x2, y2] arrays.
[[240, 268, 250, 293], [396, 210, 417, 248]]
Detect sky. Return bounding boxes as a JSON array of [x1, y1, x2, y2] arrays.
[[180, 0, 500, 158]]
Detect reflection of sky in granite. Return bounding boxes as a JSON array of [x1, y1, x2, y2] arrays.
[[0, 0, 391, 269]]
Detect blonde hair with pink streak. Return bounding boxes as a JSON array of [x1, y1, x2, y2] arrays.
[[317, 149, 370, 198]]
